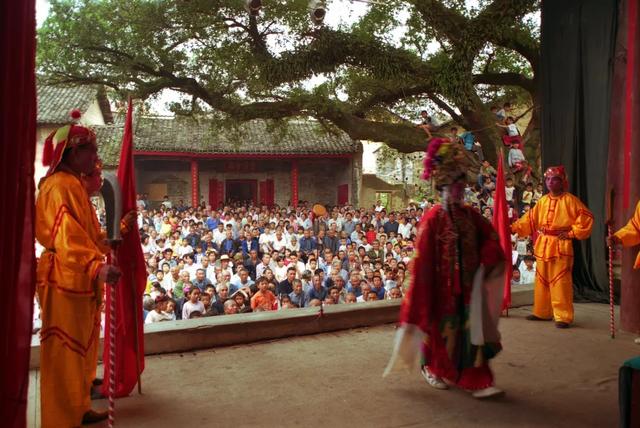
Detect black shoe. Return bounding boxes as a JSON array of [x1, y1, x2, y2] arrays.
[[92, 378, 103, 386], [526, 315, 552, 321], [555, 322, 570, 329], [82, 409, 108, 425]]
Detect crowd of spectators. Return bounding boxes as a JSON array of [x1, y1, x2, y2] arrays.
[[133, 197, 417, 323]]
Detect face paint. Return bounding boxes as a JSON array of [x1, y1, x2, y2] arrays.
[[545, 176, 564, 195]]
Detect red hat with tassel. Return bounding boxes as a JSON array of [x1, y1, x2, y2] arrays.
[[42, 109, 97, 177]]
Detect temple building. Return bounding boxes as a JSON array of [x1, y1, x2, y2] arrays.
[[36, 85, 363, 208], [95, 117, 362, 208]]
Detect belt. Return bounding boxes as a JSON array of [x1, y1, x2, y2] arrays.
[[538, 228, 571, 236]]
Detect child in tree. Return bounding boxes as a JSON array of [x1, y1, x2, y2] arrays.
[[496, 116, 522, 147]]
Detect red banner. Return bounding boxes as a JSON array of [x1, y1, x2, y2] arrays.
[[492, 151, 512, 310], [102, 98, 146, 397]]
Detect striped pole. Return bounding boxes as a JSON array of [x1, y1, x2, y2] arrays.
[[108, 252, 117, 427], [608, 225, 615, 339]]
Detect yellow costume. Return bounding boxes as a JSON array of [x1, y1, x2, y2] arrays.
[[36, 168, 107, 428], [512, 192, 593, 323], [614, 201, 640, 269]]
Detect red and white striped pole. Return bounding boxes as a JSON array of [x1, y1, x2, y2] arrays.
[[608, 225, 615, 339], [108, 251, 117, 427]]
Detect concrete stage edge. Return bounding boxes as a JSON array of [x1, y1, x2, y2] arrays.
[[29, 285, 534, 369]]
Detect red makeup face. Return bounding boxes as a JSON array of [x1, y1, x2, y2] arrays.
[[545, 176, 564, 194]]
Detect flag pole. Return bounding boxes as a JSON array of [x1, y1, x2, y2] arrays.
[[126, 97, 144, 392]]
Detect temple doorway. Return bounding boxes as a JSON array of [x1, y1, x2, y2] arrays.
[[225, 179, 257, 205]]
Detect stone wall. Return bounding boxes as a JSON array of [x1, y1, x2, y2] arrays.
[[136, 156, 357, 207]]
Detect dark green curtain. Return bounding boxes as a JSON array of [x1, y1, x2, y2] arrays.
[[540, 0, 618, 301]]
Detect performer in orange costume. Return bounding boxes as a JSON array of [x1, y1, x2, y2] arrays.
[[610, 201, 640, 269], [511, 166, 593, 328], [36, 113, 122, 427]]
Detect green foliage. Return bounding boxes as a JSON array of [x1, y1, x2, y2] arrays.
[[37, 0, 541, 160]]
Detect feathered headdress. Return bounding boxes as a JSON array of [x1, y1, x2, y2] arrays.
[[422, 138, 469, 188], [42, 109, 97, 177]]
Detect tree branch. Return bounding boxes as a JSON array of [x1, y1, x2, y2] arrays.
[[472, 72, 535, 93]]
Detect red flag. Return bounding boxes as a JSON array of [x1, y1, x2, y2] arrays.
[[492, 151, 512, 310], [102, 98, 146, 397]]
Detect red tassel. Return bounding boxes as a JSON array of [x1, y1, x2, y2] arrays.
[[42, 132, 55, 166]]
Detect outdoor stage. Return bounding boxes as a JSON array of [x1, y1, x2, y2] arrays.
[[28, 303, 636, 427]]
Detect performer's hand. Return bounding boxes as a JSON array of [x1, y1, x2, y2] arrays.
[[99, 264, 122, 284], [607, 235, 620, 247], [557, 232, 571, 240], [121, 210, 138, 233]]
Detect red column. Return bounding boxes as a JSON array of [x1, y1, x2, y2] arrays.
[[190, 159, 199, 208], [291, 159, 299, 208]]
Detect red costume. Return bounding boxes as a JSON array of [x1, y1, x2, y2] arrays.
[[385, 139, 506, 393]]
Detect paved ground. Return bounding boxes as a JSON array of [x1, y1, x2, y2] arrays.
[[29, 304, 637, 427]]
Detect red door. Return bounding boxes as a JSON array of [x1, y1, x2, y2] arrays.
[[337, 184, 349, 205], [259, 179, 275, 206], [209, 178, 223, 209]]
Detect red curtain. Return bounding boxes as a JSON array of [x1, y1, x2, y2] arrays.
[[337, 184, 349, 205], [0, 0, 37, 426], [608, 0, 640, 333]]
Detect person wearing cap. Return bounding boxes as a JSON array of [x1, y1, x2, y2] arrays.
[[384, 139, 506, 399], [512, 166, 593, 328], [35, 111, 132, 426]]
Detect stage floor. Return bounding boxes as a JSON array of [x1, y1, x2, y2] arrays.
[[28, 304, 637, 427]]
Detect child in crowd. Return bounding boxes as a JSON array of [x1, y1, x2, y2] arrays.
[[251, 276, 277, 311], [145, 295, 173, 324], [533, 183, 543, 204], [504, 177, 515, 203], [182, 287, 205, 320], [522, 183, 533, 205]]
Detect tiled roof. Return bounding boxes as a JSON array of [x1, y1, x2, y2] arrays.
[[37, 85, 113, 125], [95, 117, 359, 167]]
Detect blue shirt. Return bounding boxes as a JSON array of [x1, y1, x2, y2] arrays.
[[206, 217, 219, 230], [346, 285, 362, 297], [305, 286, 327, 304], [299, 236, 317, 254]]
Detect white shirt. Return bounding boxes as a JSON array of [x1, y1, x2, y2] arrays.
[[505, 186, 515, 202], [259, 232, 275, 253], [183, 263, 202, 280], [145, 310, 174, 324], [520, 266, 536, 285], [177, 244, 193, 258], [213, 229, 226, 246], [397, 223, 412, 239], [182, 301, 205, 320], [506, 123, 518, 136]]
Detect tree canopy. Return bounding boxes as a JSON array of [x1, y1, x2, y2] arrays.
[[38, 0, 540, 164]]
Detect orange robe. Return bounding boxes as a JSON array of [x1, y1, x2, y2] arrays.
[[614, 201, 640, 269], [36, 171, 107, 428], [512, 193, 593, 323]]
